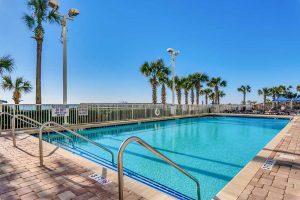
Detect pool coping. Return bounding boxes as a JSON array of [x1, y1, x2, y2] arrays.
[[214, 115, 295, 200]]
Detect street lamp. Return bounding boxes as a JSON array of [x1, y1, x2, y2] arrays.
[[167, 48, 179, 106], [48, 0, 80, 105]]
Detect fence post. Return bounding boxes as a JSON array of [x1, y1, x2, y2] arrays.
[[12, 105, 16, 147]]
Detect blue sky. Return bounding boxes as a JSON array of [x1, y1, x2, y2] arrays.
[[0, 0, 300, 104]]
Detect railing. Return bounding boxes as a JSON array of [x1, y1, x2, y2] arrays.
[[0, 104, 215, 130], [39, 121, 114, 166], [0, 103, 253, 131], [117, 136, 201, 200]]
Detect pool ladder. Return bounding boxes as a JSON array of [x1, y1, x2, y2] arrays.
[[118, 136, 201, 200], [1, 112, 201, 200]]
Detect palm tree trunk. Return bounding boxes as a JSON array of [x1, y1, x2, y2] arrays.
[[205, 94, 208, 105], [196, 83, 200, 105], [184, 89, 188, 105], [152, 79, 157, 104], [36, 38, 43, 104], [176, 89, 181, 105], [191, 89, 194, 105], [215, 86, 219, 104], [243, 93, 246, 105], [161, 83, 166, 104]]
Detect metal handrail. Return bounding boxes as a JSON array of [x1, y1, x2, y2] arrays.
[[14, 115, 73, 141], [117, 136, 201, 200], [39, 121, 114, 166]]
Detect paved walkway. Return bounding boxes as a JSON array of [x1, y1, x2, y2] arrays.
[[0, 133, 143, 200], [237, 117, 300, 200]]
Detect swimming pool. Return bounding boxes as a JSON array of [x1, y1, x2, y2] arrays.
[[42, 116, 288, 200]]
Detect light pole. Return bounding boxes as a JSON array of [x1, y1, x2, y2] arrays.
[[167, 48, 179, 105], [48, 0, 79, 104]]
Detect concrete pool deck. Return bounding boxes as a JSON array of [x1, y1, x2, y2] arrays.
[[0, 114, 297, 200]]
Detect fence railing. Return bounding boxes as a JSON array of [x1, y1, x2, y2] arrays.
[[0, 103, 245, 131]]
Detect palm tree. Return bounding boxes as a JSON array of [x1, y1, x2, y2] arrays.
[[23, 0, 60, 104], [167, 76, 183, 105], [188, 75, 196, 105], [218, 91, 226, 104], [297, 85, 300, 93], [193, 73, 209, 105], [270, 85, 292, 99], [201, 88, 212, 105], [237, 85, 251, 105], [1, 76, 32, 104], [258, 87, 270, 111], [181, 77, 191, 105], [208, 77, 227, 105], [0, 55, 14, 75], [140, 59, 164, 104], [209, 92, 216, 104], [157, 66, 170, 105]]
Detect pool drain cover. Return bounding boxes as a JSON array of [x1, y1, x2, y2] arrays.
[[89, 173, 111, 185], [261, 159, 276, 171]]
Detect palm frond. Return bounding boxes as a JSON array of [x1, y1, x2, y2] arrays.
[[0, 56, 14, 75], [22, 14, 36, 30], [1, 76, 14, 91], [47, 10, 61, 24]]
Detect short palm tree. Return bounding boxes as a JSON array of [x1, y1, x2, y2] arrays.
[[209, 92, 216, 104], [140, 59, 164, 104], [237, 85, 251, 105], [188, 75, 196, 105], [201, 88, 212, 105], [2, 76, 32, 104], [182, 77, 191, 105], [157, 66, 170, 105], [23, 0, 60, 104], [0, 55, 14, 75], [258, 87, 270, 110], [208, 77, 227, 105], [167, 76, 183, 105], [193, 73, 209, 105], [218, 91, 226, 104]]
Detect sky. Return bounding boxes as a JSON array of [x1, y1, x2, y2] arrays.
[[0, 0, 300, 104]]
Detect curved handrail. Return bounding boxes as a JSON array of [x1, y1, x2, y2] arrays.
[[39, 121, 114, 166], [14, 114, 73, 141], [117, 136, 201, 200]]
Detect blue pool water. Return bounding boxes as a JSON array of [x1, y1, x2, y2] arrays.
[[42, 116, 288, 200]]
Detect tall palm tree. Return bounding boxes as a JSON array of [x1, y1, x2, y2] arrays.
[[157, 66, 170, 105], [193, 73, 209, 105], [1, 76, 32, 104], [167, 76, 183, 105], [140, 59, 164, 104], [237, 85, 251, 105], [181, 77, 191, 105], [23, 0, 60, 104], [208, 77, 227, 105], [201, 88, 212, 105], [258, 87, 270, 111], [0, 55, 14, 75]]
